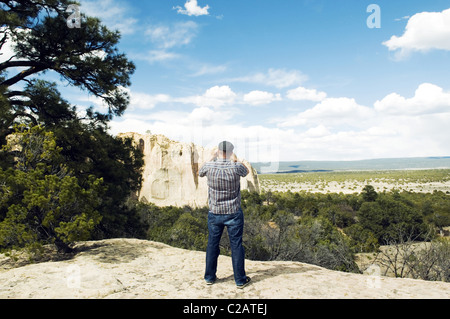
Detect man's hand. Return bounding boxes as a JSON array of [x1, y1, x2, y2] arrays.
[[209, 150, 219, 162], [230, 153, 249, 175]]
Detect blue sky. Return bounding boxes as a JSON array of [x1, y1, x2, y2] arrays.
[[69, 1, 450, 162]]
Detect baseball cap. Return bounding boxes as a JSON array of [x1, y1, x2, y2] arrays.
[[218, 141, 234, 153]]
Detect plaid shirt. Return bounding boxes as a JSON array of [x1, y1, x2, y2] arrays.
[[199, 159, 249, 214]]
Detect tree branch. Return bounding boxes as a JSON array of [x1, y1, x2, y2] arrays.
[[8, 111, 38, 126], [0, 60, 44, 72], [0, 65, 46, 87], [4, 90, 31, 98]]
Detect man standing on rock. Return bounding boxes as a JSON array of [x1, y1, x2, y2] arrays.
[[199, 141, 252, 289]]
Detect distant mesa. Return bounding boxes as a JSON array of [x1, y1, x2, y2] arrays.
[[273, 169, 333, 174], [118, 132, 260, 208], [253, 157, 450, 174]]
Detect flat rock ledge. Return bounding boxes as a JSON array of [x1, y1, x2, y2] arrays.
[[0, 238, 448, 299]]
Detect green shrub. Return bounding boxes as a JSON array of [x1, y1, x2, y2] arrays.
[[0, 126, 104, 253]]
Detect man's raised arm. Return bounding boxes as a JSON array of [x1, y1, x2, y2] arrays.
[[199, 150, 218, 177], [230, 153, 249, 176]]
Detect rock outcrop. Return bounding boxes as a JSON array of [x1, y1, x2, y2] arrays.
[[118, 133, 260, 207], [0, 238, 449, 299]]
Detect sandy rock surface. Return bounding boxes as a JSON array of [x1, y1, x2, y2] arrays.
[[0, 238, 448, 299]]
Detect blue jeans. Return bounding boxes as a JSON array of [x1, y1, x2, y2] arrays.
[[204, 209, 247, 285]]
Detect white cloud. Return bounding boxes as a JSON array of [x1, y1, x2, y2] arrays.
[[286, 86, 327, 102], [174, 0, 210, 16], [79, 49, 108, 62], [273, 83, 450, 159], [243, 90, 282, 106], [279, 97, 374, 128], [141, 21, 199, 64], [80, 0, 138, 35], [146, 21, 199, 50], [374, 83, 450, 115], [0, 28, 16, 63], [176, 86, 284, 108], [139, 50, 180, 64], [75, 87, 171, 112], [177, 85, 237, 108], [304, 125, 331, 138], [77, 94, 109, 112], [383, 8, 450, 58], [0, 27, 32, 64], [130, 92, 171, 110], [187, 107, 218, 123], [231, 68, 308, 89], [190, 64, 227, 77], [202, 85, 236, 105], [187, 107, 235, 124], [394, 15, 410, 22], [109, 83, 450, 162]]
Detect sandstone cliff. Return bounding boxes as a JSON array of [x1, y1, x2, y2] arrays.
[[118, 133, 260, 207], [0, 238, 448, 299]]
